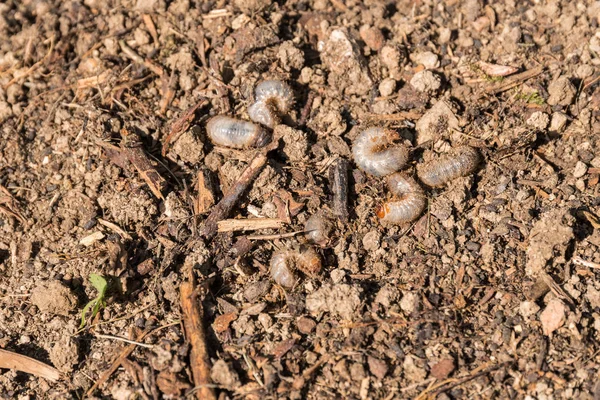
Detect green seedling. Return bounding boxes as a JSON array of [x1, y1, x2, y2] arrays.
[[515, 90, 545, 105], [79, 274, 108, 329]]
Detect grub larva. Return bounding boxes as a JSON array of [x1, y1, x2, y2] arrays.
[[352, 127, 409, 177], [417, 146, 481, 187], [270, 246, 322, 288], [248, 80, 294, 128], [304, 212, 334, 247], [206, 116, 271, 149], [376, 173, 426, 224]]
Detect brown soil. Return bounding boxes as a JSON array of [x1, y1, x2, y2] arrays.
[[2, 0, 600, 399]]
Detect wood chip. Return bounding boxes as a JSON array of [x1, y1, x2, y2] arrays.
[[217, 218, 286, 233], [0, 348, 61, 382], [79, 231, 105, 247]]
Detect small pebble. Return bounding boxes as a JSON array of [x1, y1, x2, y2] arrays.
[[550, 112, 568, 133], [526, 111, 549, 130], [412, 51, 439, 69], [378, 78, 396, 97], [573, 161, 588, 178]]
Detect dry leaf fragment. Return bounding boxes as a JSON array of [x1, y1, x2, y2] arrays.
[[0, 348, 61, 381], [478, 61, 519, 77], [583, 211, 600, 229], [213, 312, 238, 333]]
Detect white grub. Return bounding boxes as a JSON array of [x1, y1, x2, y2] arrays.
[[377, 173, 426, 224], [352, 127, 409, 177], [270, 246, 322, 288], [248, 80, 294, 128], [206, 116, 271, 149], [417, 146, 481, 187]]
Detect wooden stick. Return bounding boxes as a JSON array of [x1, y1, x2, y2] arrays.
[[247, 230, 304, 240], [217, 218, 285, 233], [0, 348, 61, 382], [195, 168, 216, 215], [162, 99, 209, 156], [216, 237, 253, 269], [180, 281, 216, 400], [329, 158, 349, 222], [485, 65, 545, 94], [199, 150, 270, 240]]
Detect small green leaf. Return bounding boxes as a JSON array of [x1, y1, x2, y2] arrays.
[[79, 274, 109, 329], [89, 274, 108, 295]]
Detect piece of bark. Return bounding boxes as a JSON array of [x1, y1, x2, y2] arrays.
[[180, 281, 216, 400], [0, 348, 61, 382], [162, 99, 208, 156], [217, 218, 286, 232], [195, 168, 216, 215], [329, 158, 349, 222], [120, 129, 167, 200], [199, 149, 271, 240]]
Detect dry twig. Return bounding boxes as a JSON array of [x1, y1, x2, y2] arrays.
[[0, 348, 61, 382], [217, 218, 286, 233], [485, 65, 545, 94], [180, 280, 216, 400]]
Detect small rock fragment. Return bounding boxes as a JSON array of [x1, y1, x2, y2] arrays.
[[296, 316, 317, 334], [244, 280, 272, 302], [430, 358, 455, 380], [274, 125, 309, 162], [415, 100, 460, 144], [519, 301, 540, 319], [526, 111, 549, 130], [49, 337, 79, 373], [362, 231, 381, 252], [374, 284, 400, 308], [540, 299, 567, 336], [380, 44, 404, 74], [359, 25, 385, 51], [547, 76, 576, 106], [526, 209, 573, 276], [549, 112, 568, 133], [410, 70, 441, 93], [30, 280, 77, 316], [211, 359, 241, 389], [367, 356, 388, 379], [378, 78, 396, 97], [278, 41, 305, 71], [412, 51, 439, 69], [403, 355, 427, 382], [169, 127, 204, 165], [400, 291, 420, 314], [306, 283, 362, 320], [573, 161, 588, 178], [320, 28, 373, 95]]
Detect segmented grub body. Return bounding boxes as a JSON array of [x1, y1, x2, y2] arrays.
[[206, 116, 271, 149], [377, 173, 426, 224], [270, 247, 322, 288], [417, 146, 481, 187], [248, 80, 294, 128], [304, 212, 334, 247], [352, 127, 409, 176]]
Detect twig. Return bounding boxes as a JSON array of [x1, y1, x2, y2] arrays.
[[142, 14, 159, 45], [4, 36, 54, 89], [86, 327, 152, 396], [119, 40, 165, 76], [180, 280, 217, 400], [485, 65, 545, 94], [539, 271, 575, 309], [414, 362, 510, 400], [299, 91, 315, 126], [572, 256, 600, 269], [0, 348, 61, 382], [329, 158, 350, 222], [217, 218, 286, 233], [119, 129, 167, 199], [247, 230, 304, 240], [94, 333, 154, 348], [162, 99, 209, 156], [199, 147, 273, 240]]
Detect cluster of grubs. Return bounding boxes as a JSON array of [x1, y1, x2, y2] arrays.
[[205, 79, 481, 289], [352, 127, 481, 224]]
